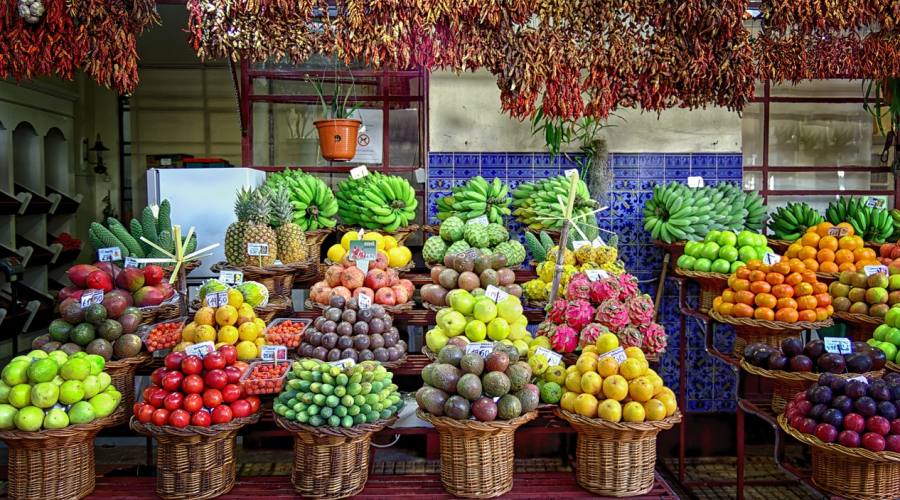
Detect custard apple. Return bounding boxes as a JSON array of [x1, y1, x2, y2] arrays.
[[464, 224, 490, 248], [423, 236, 448, 264], [440, 216, 465, 242], [495, 240, 526, 266], [485, 223, 508, 246], [446, 240, 471, 255]]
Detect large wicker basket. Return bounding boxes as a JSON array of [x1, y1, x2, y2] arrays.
[[709, 310, 834, 357], [832, 311, 884, 341], [779, 414, 900, 499], [210, 261, 302, 298], [130, 412, 260, 500], [275, 415, 397, 499], [0, 408, 124, 500], [139, 301, 182, 326], [673, 268, 728, 313], [336, 225, 420, 246], [105, 352, 151, 424], [417, 409, 538, 498], [555, 408, 681, 497], [305, 228, 333, 265]]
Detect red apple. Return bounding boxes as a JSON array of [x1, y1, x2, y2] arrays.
[[151, 367, 168, 387], [163, 392, 184, 412], [181, 374, 205, 394], [218, 345, 237, 365], [221, 384, 241, 403], [183, 393, 203, 413], [868, 416, 891, 436], [862, 432, 886, 452], [168, 409, 191, 428], [211, 405, 233, 425], [799, 418, 818, 435], [204, 352, 226, 371], [815, 423, 838, 443], [191, 410, 211, 427], [181, 355, 203, 375], [147, 387, 168, 408], [891, 419, 900, 436], [204, 369, 228, 390], [224, 366, 242, 384], [165, 352, 185, 371], [203, 389, 223, 408], [796, 400, 812, 415], [161, 371, 184, 393], [151, 408, 170, 426], [843, 413, 866, 433], [839, 430, 861, 448], [246, 396, 260, 413], [230, 399, 252, 419]]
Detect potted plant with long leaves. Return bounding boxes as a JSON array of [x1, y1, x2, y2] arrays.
[[309, 75, 362, 161]]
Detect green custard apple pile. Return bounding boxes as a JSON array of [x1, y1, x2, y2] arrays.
[[435, 176, 511, 224], [643, 182, 765, 243], [336, 173, 418, 231], [422, 216, 526, 267]]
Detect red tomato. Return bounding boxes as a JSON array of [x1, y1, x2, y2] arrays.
[[218, 345, 237, 365], [133, 402, 143, 417], [223, 366, 242, 384], [204, 352, 226, 371], [142, 386, 155, 403], [183, 393, 203, 413], [151, 408, 170, 426], [211, 405, 233, 425], [168, 409, 191, 428], [204, 369, 228, 390], [191, 410, 211, 427], [148, 388, 168, 408], [162, 371, 184, 392], [138, 404, 154, 424], [182, 374, 205, 394], [181, 355, 204, 375], [202, 389, 223, 408], [230, 399, 252, 419], [164, 352, 185, 371], [151, 367, 168, 386], [221, 383, 241, 403], [246, 396, 261, 413], [163, 392, 184, 412]]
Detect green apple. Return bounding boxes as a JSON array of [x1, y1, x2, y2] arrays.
[[449, 290, 476, 315], [60, 358, 90, 382], [716, 231, 737, 247], [43, 408, 69, 430], [676, 255, 696, 270], [718, 245, 739, 263], [8, 384, 31, 409], [2, 360, 29, 386], [0, 404, 16, 430], [738, 246, 757, 263], [89, 392, 117, 418], [888, 307, 900, 327], [711, 259, 731, 274], [465, 320, 487, 342], [30, 382, 59, 409], [425, 328, 449, 353], [737, 230, 756, 248], [705, 230, 722, 244], [487, 318, 511, 341], [887, 328, 900, 347], [67, 401, 95, 425], [879, 342, 899, 363], [0, 381, 10, 404], [693, 258, 712, 272], [438, 311, 467, 337], [59, 380, 85, 405], [874, 323, 893, 341], [26, 358, 58, 384], [98, 372, 111, 392], [14, 406, 43, 431], [700, 242, 720, 261], [81, 375, 100, 399], [84, 354, 105, 376], [473, 300, 498, 323], [684, 241, 702, 257]]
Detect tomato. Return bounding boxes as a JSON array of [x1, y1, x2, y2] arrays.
[[221, 383, 242, 403], [181, 355, 204, 375], [218, 345, 237, 365], [203, 389, 223, 408], [151, 408, 170, 426], [162, 371, 184, 392], [224, 366, 242, 384], [183, 393, 204, 413], [142, 386, 155, 403], [163, 392, 184, 412], [168, 409, 191, 428], [246, 396, 261, 413], [204, 369, 228, 390], [230, 399, 252, 419], [211, 405, 233, 425], [148, 388, 168, 408], [137, 404, 155, 424], [182, 374, 205, 394], [191, 410, 211, 427], [133, 402, 143, 416], [204, 352, 226, 371], [165, 352, 185, 371], [151, 367, 168, 387]]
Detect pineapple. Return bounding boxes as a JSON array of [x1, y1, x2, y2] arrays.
[[242, 188, 278, 267], [271, 187, 307, 264], [225, 187, 253, 265]]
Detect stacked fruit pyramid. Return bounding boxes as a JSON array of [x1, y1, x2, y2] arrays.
[[783, 222, 874, 274], [522, 236, 625, 303], [677, 229, 771, 275], [179, 291, 269, 361], [326, 230, 413, 269], [422, 251, 522, 308], [872, 309, 900, 364], [336, 173, 418, 232], [88, 200, 197, 259], [829, 269, 896, 319], [435, 176, 511, 224], [422, 215, 526, 267], [224, 186, 308, 267], [511, 174, 600, 239], [424, 291, 530, 356], [310, 257, 415, 309]]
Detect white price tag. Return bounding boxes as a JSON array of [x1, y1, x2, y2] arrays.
[[350, 165, 370, 180], [572, 240, 591, 251], [123, 257, 140, 268], [687, 176, 705, 188], [585, 269, 609, 282], [247, 243, 269, 256], [866, 197, 885, 209], [465, 342, 494, 358], [591, 237, 605, 248], [328, 358, 356, 368], [564, 169, 578, 178], [97, 247, 122, 262], [484, 285, 509, 304], [469, 215, 489, 225], [762, 253, 781, 265], [598, 346, 628, 364], [219, 270, 244, 285], [205, 291, 229, 308], [80, 289, 104, 308], [357, 228, 365, 240], [260, 345, 288, 362], [414, 168, 427, 183], [865, 265, 889, 276], [828, 226, 849, 237], [185, 341, 215, 359], [357, 293, 372, 309], [824, 337, 852, 355], [534, 347, 562, 366], [849, 375, 870, 384]]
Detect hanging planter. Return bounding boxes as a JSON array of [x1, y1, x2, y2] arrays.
[[309, 75, 362, 162]]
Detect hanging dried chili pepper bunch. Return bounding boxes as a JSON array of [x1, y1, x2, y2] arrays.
[[759, 0, 900, 34], [0, 0, 157, 94]]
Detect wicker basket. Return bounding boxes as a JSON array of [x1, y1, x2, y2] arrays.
[[0, 408, 124, 500], [708, 310, 834, 357], [105, 352, 151, 424], [673, 268, 728, 312], [305, 228, 333, 265], [139, 301, 182, 326], [833, 311, 884, 341], [651, 240, 685, 270], [740, 360, 884, 413], [422, 301, 445, 312], [422, 345, 436, 361], [887, 361, 900, 373], [524, 298, 549, 310], [779, 414, 900, 499], [555, 408, 681, 497], [275, 415, 397, 499], [304, 298, 414, 314], [417, 409, 538, 498], [336, 225, 420, 246], [210, 261, 301, 298], [131, 412, 260, 500]]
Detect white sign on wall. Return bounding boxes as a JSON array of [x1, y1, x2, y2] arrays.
[[350, 109, 383, 164]]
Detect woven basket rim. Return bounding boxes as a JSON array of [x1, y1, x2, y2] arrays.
[[777, 413, 900, 463], [709, 309, 833, 331], [416, 409, 538, 432], [304, 228, 333, 238], [130, 411, 261, 437], [554, 407, 682, 431], [832, 311, 884, 326], [274, 413, 398, 438], [106, 351, 152, 369], [0, 407, 126, 442], [739, 359, 884, 382], [303, 298, 414, 313], [210, 260, 309, 276], [336, 224, 420, 235], [422, 302, 444, 312], [815, 272, 839, 281], [525, 298, 548, 310], [673, 268, 729, 280], [651, 240, 686, 251], [422, 345, 436, 361], [887, 361, 900, 373]]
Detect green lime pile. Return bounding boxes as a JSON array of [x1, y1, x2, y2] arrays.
[[0, 350, 121, 431], [273, 359, 402, 428]]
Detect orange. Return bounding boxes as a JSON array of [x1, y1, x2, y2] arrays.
[[759, 264, 771, 273], [750, 281, 772, 294], [734, 290, 756, 305], [819, 261, 839, 273], [717, 302, 734, 316], [712, 296, 723, 311], [749, 270, 767, 282], [838, 236, 858, 251], [815, 307, 830, 321], [826, 304, 834, 315], [721, 289, 735, 303], [797, 295, 818, 311], [766, 272, 785, 286], [801, 232, 820, 248], [838, 262, 857, 272], [819, 235, 838, 251], [798, 246, 818, 260], [836, 222, 855, 237], [785, 243, 803, 258], [745, 260, 762, 271], [814, 293, 832, 307], [754, 307, 775, 321], [802, 258, 819, 272], [812, 282, 828, 295], [794, 282, 814, 296], [852, 235, 865, 248], [857, 259, 879, 268], [776, 297, 798, 310], [798, 310, 817, 322], [855, 248, 877, 262], [732, 279, 751, 292], [775, 308, 799, 323], [817, 248, 835, 263], [801, 271, 818, 283], [785, 272, 804, 286], [835, 249, 854, 264], [816, 222, 835, 237], [735, 267, 751, 280], [772, 284, 794, 298], [788, 259, 807, 273], [732, 303, 754, 318], [755, 293, 777, 309], [771, 261, 791, 275]]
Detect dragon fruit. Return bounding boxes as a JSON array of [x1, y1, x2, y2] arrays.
[[579, 322, 609, 349], [594, 299, 629, 332], [565, 299, 595, 331], [618, 274, 640, 301], [566, 273, 592, 301], [546, 299, 568, 324], [618, 325, 643, 349], [626, 294, 655, 325], [640, 323, 667, 354], [590, 277, 619, 303], [550, 324, 579, 353]]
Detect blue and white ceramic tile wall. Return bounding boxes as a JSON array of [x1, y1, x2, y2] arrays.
[[426, 152, 744, 412]]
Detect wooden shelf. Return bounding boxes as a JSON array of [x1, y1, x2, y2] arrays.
[[14, 184, 51, 215], [16, 235, 54, 267], [46, 185, 82, 215]]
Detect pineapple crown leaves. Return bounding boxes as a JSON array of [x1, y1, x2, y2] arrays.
[[233, 186, 255, 222], [247, 186, 273, 225], [268, 187, 294, 228]]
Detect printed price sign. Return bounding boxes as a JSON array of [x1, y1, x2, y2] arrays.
[[534, 347, 562, 367], [349, 165, 370, 179], [205, 291, 229, 308], [97, 247, 122, 262], [465, 342, 494, 358], [585, 269, 609, 282], [824, 337, 853, 355], [414, 168, 427, 183], [469, 215, 489, 225], [762, 252, 781, 265], [328, 358, 356, 368], [598, 346, 628, 364], [219, 270, 244, 285], [80, 289, 104, 308], [687, 176, 705, 188], [865, 265, 889, 276], [866, 197, 886, 209], [124, 257, 140, 268], [484, 285, 509, 304], [357, 293, 372, 309], [260, 345, 288, 362], [572, 240, 591, 251], [349, 240, 377, 274], [247, 243, 269, 256], [185, 341, 215, 359], [828, 226, 849, 237]]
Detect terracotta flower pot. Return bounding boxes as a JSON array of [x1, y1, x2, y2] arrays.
[[314, 119, 361, 162]]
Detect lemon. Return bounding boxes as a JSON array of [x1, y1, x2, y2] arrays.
[[362, 232, 385, 251], [341, 232, 359, 251], [217, 325, 239, 345], [383, 235, 399, 250], [327, 244, 347, 263], [388, 246, 412, 267], [215, 305, 238, 327], [644, 399, 667, 421], [195, 325, 217, 343], [236, 340, 257, 361], [619, 358, 645, 380], [226, 289, 244, 308], [194, 307, 216, 326], [574, 393, 599, 417], [173, 341, 192, 352], [624, 346, 646, 361], [656, 390, 678, 416], [560, 391, 578, 413], [254, 337, 266, 347], [623, 401, 646, 422], [252, 317, 266, 332], [238, 322, 259, 342], [182, 322, 197, 343]]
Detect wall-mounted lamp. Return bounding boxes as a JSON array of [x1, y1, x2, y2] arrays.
[[83, 134, 110, 182]]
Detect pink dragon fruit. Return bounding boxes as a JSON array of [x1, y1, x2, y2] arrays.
[[550, 324, 579, 353], [579, 322, 609, 349], [618, 325, 643, 349], [625, 294, 655, 325], [640, 323, 667, 354], [594, 299, 629, 332], [536, 321, 557, 339], [546, 299, 568, 324], [618, 274, 640, 301], [565, 299, 595, 331], [566, 273, 592, 301], [589, 277, 619, 303]]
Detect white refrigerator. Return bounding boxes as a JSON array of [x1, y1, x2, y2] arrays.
[[146, 168, 267, 280]]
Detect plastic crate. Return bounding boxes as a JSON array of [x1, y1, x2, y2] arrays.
[[137, 317, 187, 353], [263, 317, 311, 348], [240, 360, 291, 395]]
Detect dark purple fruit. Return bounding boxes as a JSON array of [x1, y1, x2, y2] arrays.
[[871, 349, 887, 371], [341, 309, 357, 324], [767, 352, 788, 371], [789, 355, 813, 372], [854, 396, 877, 417], [383, 330, 399, 348], [471, 397, 498, 422], [751, 346, 775, 367], [845, 380, 868, 399], [387, 346, 401, 361], [321, 332, 338, 350], [809, 403, 828, 420], [878, 400, 898, 420], [353, 321, 369, 336], [869, 380, 891, 401], [358, 349, 374, 361], [369, 333, 385, 350], [781, 337, 804, 357], [373, 347, 389, 362], [308, 331, 323, 346], [301, 343, 315, 358], [804, 339, 825, 359], [743, 343, 764, 360], [821, 408, 844, 428], [846, 352, 873, 374], [830, 376, 847, 393], [818, 373, 838, 387], [830, 395, 853, 414], [313, 316, 326, 330], [809, 385, 833, 404], [313, 346, 328, 360], [321, 320, 337, 334], [340, 348, 358, 363], [884, 373, 900, 386], [369, 317, 385, 335], [329, 295, 345, 309], [336, 321, 353, 336], [347, 297, 359, 310], [818, 353, 845, 374], [370, 305, 385, 319], [337, 336, 353, 350], [353, 335, 371, 351], [325, 307, 343, 322], [358, 308, 374, 323], [443, 395, 470, 420], [327, 348, 342, 361]]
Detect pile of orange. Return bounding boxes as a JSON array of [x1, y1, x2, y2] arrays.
[[712, 257, 833, 323], [783, 222, 875, 274]]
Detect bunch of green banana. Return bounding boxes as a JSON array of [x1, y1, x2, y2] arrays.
[[643, 182, 759, 243], [826, 196, 893, 243], [890, 209, 900, 240], [511, 174, 599, 239], [335, 172, 417, 231], [768, 202, 823, 241], [265, 169, 338, 231], [88, 199, 196, 259], [436, 176, 510, 224]]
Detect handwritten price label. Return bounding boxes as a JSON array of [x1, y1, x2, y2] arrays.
[[219, 270, 244, 285], [469, 215, 489, 225], [687, 176, 705, 188], [598, 347, 628, 364], [185, 341, 215, 359], [97, 247, 122, 262], [585, 269, 609, 282], [534, 347, 562, 366], [124, 257, 140, 268], [824, 337, 852, 355], [260, 345, 288, 362], [828, 226, 849, 237], [349, 240, 377, 274], [357, 293, 372, 309], [484, 285, 509, 304], [205, 291, 229, 308], [866, 197, 885, 209], [762, 253, 781, 266], [328, 358, 356, 368], [864, 265, 889, 276], [80, 289, 104, 309], [247, 243, 269, 256], [465, 342, 494, 358], [349, 165, 369, 180]]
